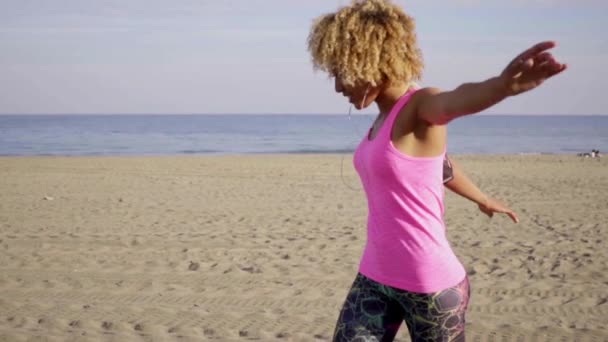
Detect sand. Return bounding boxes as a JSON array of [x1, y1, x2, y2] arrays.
[[0, 154, 607, 341]]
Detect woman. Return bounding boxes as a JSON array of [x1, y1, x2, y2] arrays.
[[307, 0, 566, 341]]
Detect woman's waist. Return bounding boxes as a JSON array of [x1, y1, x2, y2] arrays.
[[358, 248, 466, 293], [366, 236, 452, 260], [365, 222, 451, 258]]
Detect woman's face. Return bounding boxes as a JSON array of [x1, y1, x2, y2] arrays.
[[334, 76, 380, 110]]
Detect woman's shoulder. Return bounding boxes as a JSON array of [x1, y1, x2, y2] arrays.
[[410, 86, 442, 103], [404, 87, 448, 150], [404, 86, 445, 127], [392, 86, 447, 148]]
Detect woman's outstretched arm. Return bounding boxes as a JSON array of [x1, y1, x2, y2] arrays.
[[417, 41, 567, 125], [444, 156, 519, 223]]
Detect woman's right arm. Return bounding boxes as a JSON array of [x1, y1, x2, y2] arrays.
[[444, 156, 519, 223]]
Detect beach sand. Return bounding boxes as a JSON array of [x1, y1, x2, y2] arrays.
[[0, 154, 607, 341]]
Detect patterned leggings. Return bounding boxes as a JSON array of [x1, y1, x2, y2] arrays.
[[332, 273, 470, 342]]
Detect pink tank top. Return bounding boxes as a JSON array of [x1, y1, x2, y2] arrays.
[[353, 89, 466, 293]]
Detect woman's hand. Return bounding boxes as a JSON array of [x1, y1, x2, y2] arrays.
[[479, 197, 519, 223], [500, 41, 567, 96]]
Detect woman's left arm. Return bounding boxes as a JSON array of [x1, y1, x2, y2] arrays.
[[418, 41, 567, 125], [444, 156, 519, 223]]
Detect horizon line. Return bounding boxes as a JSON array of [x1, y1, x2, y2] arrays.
[[1, 113, 607, 116]]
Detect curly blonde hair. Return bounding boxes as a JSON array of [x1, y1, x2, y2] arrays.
[[307, 0, 423, 87]]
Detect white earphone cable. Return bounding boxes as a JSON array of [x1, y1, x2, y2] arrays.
[[339, 85, 371, 191]]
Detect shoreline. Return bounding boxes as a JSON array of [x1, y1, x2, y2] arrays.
[[0, 151, 602, 158]]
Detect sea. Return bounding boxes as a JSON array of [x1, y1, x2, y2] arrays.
[[0, 114, 606, 156]]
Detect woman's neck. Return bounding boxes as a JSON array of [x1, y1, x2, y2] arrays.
[[375, 82, 412, 116]]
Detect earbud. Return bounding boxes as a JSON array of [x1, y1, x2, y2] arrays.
[[360, 84, 371, 109]]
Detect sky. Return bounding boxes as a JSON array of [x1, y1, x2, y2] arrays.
[[0, 0, 607, 115]]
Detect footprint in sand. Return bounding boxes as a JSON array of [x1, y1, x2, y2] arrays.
[[202, 327, 216, 336], [276, 332, 291, 339], [239, 265, 262, 273]]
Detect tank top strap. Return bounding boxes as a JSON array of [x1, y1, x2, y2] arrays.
[[379, 87, 418, 142]]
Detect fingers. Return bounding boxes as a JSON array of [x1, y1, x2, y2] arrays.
[[485, 198, 519, 223], [547, 63, 567, 78], [504, 41, 557, 77], [516, 41, 556, 64], [533, 52, 562, 70], [507, 211, 519, 224], [491, 208, 518, 223], [529, 53, 566, 80], [496, 205, 519, 223], [505, 56, 534, 78], [533, 52, 553, 66], [481, 197, 519, 223]]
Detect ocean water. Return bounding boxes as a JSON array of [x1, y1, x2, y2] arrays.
[[0, 114, 606, 156]]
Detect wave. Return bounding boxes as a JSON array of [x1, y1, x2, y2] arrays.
[[264, 148, 355, 154], [178, 149, 220, 154]]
